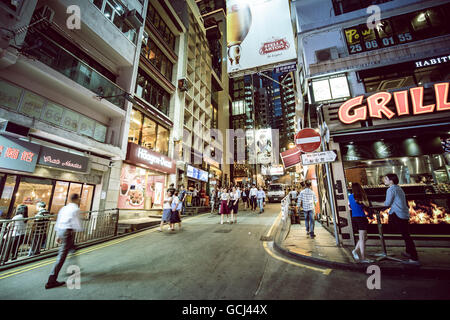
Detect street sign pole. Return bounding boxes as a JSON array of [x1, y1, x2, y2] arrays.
[[317, 104, 340, 246]]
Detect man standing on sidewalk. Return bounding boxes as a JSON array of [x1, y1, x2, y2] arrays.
[[384, 173, 419, 265], [298, 180, 317, 238], [45, 193, 83, 289]]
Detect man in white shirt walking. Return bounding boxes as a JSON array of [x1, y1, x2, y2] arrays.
[[298, 181, 318, 238], [249, 184, 258, 211], [45, 193, 83, 289]]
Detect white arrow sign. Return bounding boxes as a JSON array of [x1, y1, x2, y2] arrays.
[[301, 151, 337, 165]]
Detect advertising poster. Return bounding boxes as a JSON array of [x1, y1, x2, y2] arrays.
[[118, 164, 146, 209], [226, 0, 297, 75], [246, 130, 256, 164], [255, 129, 273, 164]]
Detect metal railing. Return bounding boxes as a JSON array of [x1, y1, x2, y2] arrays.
[[0, 209, 119, 266]]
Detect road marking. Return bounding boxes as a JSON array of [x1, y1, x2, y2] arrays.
[[0, 214, 206, 280], [262, 211, 333, 276]]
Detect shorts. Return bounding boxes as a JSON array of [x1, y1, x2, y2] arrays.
[[353, 216, 368, 231]]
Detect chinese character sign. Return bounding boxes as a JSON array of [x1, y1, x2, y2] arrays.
[[0, 136, 40, 172]]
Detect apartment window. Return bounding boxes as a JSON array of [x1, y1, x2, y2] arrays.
[[135, 69, 170, 116], [147, 3, 176, 50], [128, 108, 170, 156]]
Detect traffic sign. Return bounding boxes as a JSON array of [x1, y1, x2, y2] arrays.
[[301, 151, 337, 165], [295, 128, 321, 153]]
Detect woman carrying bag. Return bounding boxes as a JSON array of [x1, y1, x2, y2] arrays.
[[170, 191, 182, 231]]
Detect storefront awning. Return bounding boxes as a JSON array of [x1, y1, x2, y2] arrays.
[[331, 120, 450, 143]]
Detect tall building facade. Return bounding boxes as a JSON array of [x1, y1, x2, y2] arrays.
[[0, 0, 144, 218], [294, 0, 450, 246]]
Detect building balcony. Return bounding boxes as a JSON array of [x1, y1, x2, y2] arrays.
[[23, 32, 127, 110]]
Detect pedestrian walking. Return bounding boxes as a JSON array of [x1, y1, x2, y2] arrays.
[[384, 173, 419, 265], [192, 186, 199, 207], [289, 188, 298, 204], [219, 187, 230, 224], [230, 187, 240, 224], [178, 185, 187, 216], [159, 190, 173, 231], [28, 201, 50, 256], [2, 204, 28, 262], [170, 191, 182, 231], [256, 186, 266, 214], [45, 193, 83, 289], [167, 183, 176, 194], [210, 187, 217, 214], [241, 187, 249, 211], [349, 183, 373, 263], [298, 180, 318, 238], [249, 184, 258, 211]]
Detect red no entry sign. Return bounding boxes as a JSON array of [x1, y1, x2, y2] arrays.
[[295, 128, 321, 153]]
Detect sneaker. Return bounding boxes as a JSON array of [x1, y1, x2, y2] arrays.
[[404, 259, 420, 266], [310, 234, 316, 238], [220, 221, 223, 225], [359, 259, 374, 264], [401, 252, 412, 259], [45, 281, 65, 289], [157, 227, 162, 232], [352, 249, 360, 261]]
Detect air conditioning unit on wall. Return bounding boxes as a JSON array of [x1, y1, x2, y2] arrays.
[[315, 47, 339, 63]]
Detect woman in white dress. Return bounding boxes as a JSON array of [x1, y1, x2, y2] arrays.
[[159, 190, 173, 231]]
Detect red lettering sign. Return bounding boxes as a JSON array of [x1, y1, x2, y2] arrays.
[[5, 148, 20, 160], [435, 82, 450, 111], [0, 146, 3, 156], [338, 95, 367, 124], [259, 39, 290, 55], [20, 151, 35, 163], [338, 82, 450, 124]]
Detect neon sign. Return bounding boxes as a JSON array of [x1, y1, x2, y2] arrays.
[[338, 83, 450, 124]]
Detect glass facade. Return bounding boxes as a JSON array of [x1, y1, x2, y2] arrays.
[[128, 108, 170, 156], [141, 37, 173, 81], [135, 69, 170, 116], [146, 3, 176, 50], [0, 174, 95, 219]]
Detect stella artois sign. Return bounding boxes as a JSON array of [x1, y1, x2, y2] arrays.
[[259, 38, 290, 55], [338, 82, 450, 124]]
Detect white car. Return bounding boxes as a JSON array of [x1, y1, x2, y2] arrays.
[[267, 184, 286, 203]]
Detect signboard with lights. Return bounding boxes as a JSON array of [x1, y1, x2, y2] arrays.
[[343, 4, 450, 55], [0, 136, 40, 173], [338, 83, 450, 124], [311, 74, 351, 104]]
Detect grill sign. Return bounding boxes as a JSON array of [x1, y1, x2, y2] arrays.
[[338, 83, 450, 124]]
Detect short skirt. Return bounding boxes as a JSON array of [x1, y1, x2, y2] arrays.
[[230, 201, 239, 213], [162, 209, 171, 222], [352, 216, 368, 231], [220, 200, 229, 215], [170, 210, 181, 223]]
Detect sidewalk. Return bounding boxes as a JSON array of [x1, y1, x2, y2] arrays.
[[275, 221, 450, 276]]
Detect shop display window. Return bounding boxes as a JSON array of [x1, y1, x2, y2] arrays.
[[127, 108, 170, 156], [0, 175, 15, 218], [14, 177, 53, 218], [341, 136, 450, 228], [80, 185, 94, 212], [128, 109, 143, 144], [142, 117, 157, 150], [50, 181, 69, 214]]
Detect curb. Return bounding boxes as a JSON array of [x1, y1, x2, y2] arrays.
[[272, 216, 450, 278]]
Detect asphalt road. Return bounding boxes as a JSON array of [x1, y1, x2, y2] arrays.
[[0, 203, 449, 300]]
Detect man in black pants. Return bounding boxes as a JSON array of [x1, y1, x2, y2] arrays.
[[45, 193, 83, 289], [384, 173, 419, 265]]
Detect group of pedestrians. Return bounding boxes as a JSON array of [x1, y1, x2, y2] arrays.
[[1, 201, 51, 263], [349, 173, 419, 265], [159, 184, 187, 232], [209, 184, 267, 224]]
